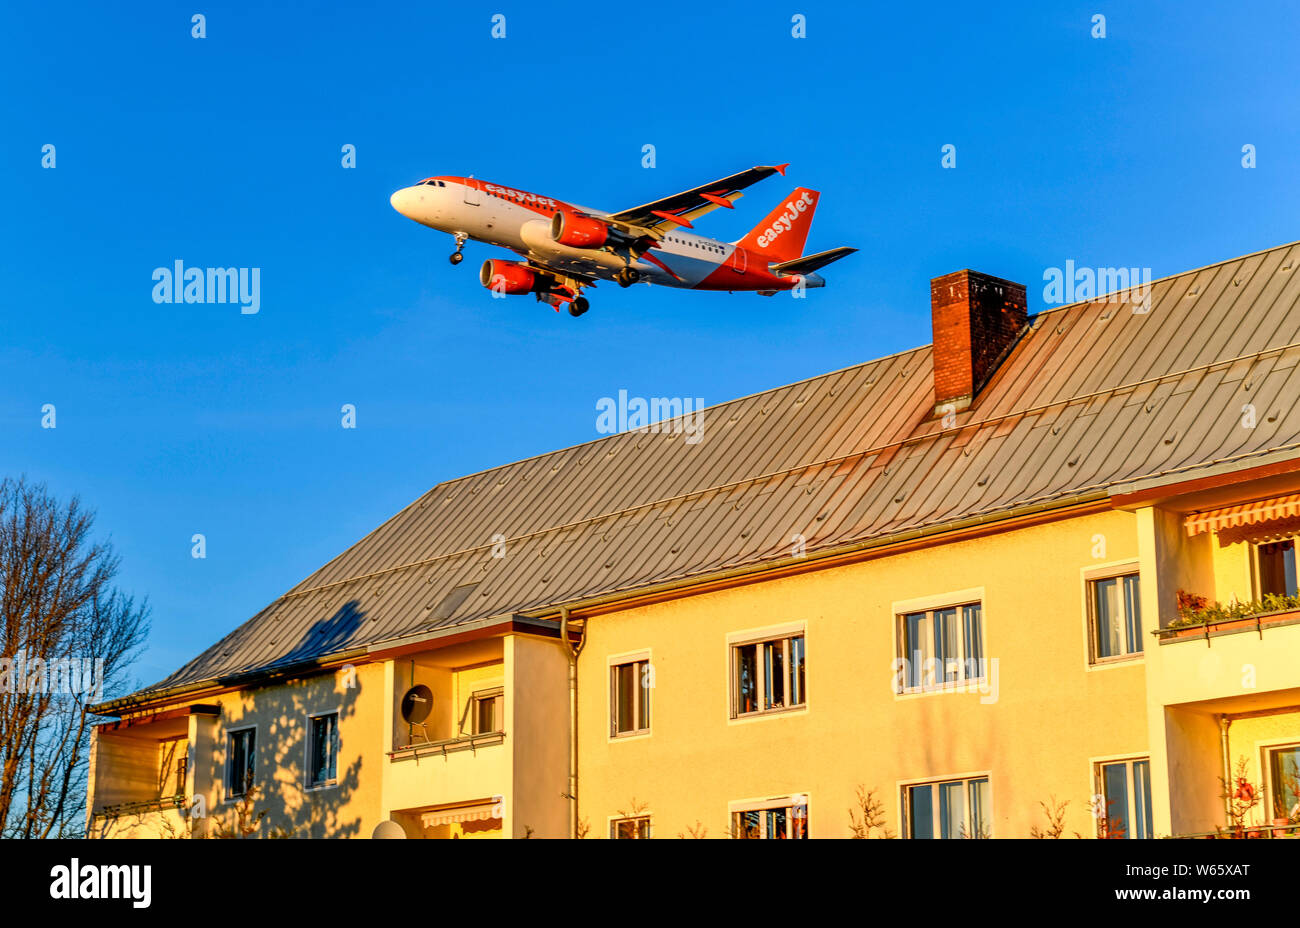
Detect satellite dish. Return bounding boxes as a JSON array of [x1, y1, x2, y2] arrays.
[[400, 684, 433, 725], [372, 819, 407, 839]]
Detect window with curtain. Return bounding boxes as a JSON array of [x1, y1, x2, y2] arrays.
[[225, 728, 255, 798], [610, 659, 651, 736], [469, 688, 503, 735], [731, 633, 805, 717], [1258, 540, 1298, 597], [610, 816, 651, 838], [898, 603, 984, 692], [1089, 573, 1142, 662], [1268, 744, 1300, 820], [731, 796, 808, 839], [1095, 758, 1152, 838], [308, 713, 339, 788], [904, 776, 991, 838]]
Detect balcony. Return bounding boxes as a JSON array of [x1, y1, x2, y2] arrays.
[[381, 638, 511, 834], [1151, 608, 1300, 707], [87, 712, 191, 839]]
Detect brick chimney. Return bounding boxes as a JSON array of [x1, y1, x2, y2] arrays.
[[930, 269, 1027, 415]]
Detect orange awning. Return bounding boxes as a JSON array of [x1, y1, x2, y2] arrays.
[[1184, 493, 1300, 536], [420, 801, 500, 828]]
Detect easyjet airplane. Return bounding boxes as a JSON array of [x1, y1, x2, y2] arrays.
[[389, 164, 855, 316]]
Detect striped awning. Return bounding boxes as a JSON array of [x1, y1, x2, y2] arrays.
[[1184, 494, 1300, 536], [420, 801, 500, 828]]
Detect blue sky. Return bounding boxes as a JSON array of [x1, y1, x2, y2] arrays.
[[3, 1, 1297, 688]]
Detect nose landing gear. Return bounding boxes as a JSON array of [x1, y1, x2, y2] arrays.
[[449, 232, 468, 265]]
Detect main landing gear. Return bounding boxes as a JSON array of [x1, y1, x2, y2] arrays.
[[568, 297, 590, 317], [614, 267, 639, 288], [449, 232, 468, 265]]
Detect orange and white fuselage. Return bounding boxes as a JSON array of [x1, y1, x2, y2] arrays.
[[390, 167, 854, 315]]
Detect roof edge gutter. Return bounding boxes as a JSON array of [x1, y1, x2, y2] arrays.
[[92, 615, 569, 718], [88, 646, 371, 718], [1108, 447, 1300, 507]]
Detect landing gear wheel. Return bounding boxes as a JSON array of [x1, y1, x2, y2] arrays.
[[449, 231, 469, 265], [568, 297, 589, 317], [615, 267, 639, 288]]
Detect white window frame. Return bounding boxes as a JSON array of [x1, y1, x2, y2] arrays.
[[893, 592, 986, 696], [463, 686, 504, 736], [222, 724, 258, 803], [608, 814, 653, 839], [1083, 564, 1143, 666], [726, 623, 807, 720], [1090, 753, 1152, 839], [898, 772, 993, 839], [728, 793, 810, 839], [1257, 737, 1300, 823], [1254, 537, 1299, 599], [305, 710, 340, 791], [607, 650, 652, 740]]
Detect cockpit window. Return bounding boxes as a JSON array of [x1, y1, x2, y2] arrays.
[[417, 179, 446, 187]]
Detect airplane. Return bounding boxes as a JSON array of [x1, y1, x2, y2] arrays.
[[389, 164, 855, 317]]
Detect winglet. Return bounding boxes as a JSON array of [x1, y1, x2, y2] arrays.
[[774, 163, 790, 176]]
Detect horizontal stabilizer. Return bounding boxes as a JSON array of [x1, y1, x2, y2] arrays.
[[770, 246, 857, 276]]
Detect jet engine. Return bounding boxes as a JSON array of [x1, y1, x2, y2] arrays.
[[480, 259, 541, 294], [550, 211, 609, 249]]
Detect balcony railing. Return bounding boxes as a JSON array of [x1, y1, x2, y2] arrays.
[[388, 731, 505, 761], [92, 794, 187, 819], [1155, 607, 1300, 645], [1172, 822, 1300, 839]]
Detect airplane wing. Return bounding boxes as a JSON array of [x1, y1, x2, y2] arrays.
[[604, 164, 790, 238]]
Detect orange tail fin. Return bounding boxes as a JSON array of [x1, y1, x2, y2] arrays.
[[735, 188, 820, 264]]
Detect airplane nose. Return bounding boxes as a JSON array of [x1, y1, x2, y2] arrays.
[[390, 186, 416, 217]]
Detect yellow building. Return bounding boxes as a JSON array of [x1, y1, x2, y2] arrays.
[[88, 241, 1300, 839]]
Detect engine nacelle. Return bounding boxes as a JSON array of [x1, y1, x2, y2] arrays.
[[550, 211, 609, 249], [480, 259, 539, 295]]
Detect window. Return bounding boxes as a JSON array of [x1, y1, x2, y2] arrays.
[[610, 816, 651, 839], [1267, 744, 1300, 821], [1088, 573, 1142, 662], [731, 633, 805, 717], [1094, 758, 1152, 839], [610, 658, 651, 736], [225, 728, 255, 798], [464, 687, 503, 735], [1258, 540, 1298, 597], [731, 796, 808, 839], [903, 776, 991, 838], [307, 713, 339, 788], [897, 603, 984, 692]]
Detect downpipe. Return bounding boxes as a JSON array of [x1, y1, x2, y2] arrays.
[[559, 607, 586, 838]]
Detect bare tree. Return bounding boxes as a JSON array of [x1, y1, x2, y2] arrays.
[[0, 477, 149, 837], [1029, 796, 1070, 839], [848, 785, 893, 838]]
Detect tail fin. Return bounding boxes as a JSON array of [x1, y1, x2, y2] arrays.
[[735, 187, 819, 264]]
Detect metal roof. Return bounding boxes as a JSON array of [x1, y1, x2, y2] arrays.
[[137, 240, 1300, 698]]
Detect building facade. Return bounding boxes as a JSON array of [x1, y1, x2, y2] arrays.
[[87, 241, 1300, 838]]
